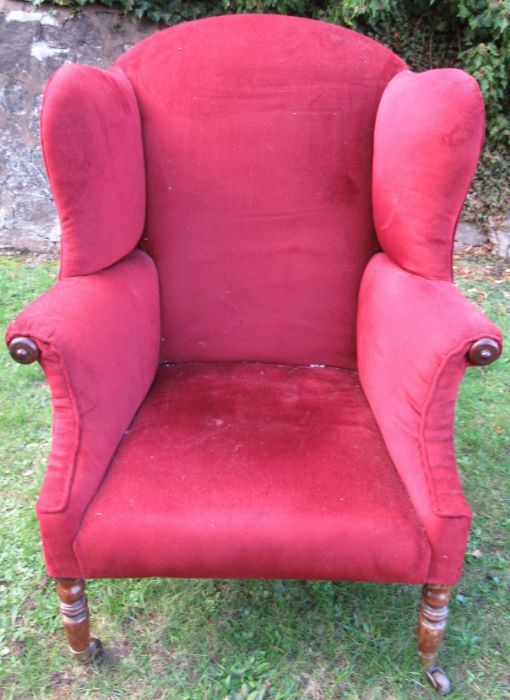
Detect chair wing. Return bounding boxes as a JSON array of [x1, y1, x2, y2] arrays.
[[40, 64, 146, 277], [373, 68, 485, 280]]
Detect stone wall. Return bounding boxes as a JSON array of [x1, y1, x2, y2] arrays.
[[0, 0, 154, 253], [1, 0, 507, 257]]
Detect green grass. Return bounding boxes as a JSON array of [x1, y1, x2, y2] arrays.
[[0, 253, 508, 699]]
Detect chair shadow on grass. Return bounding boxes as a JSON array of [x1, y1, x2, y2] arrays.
[[87, 578, 437, 696]]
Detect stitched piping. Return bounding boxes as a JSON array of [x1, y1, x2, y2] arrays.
[[39, 73, 67, 282], [419, 333, 500, 518], [35, 338, 82, 514], [446, 83, 486, 282]]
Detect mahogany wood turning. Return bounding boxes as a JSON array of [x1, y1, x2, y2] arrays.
[[417, 584, 452, 695], [56, 579, 102, 662], [468, 338, 501, 366], [8, 336, 39, 364]]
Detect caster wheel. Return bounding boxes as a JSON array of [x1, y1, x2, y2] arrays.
[[424, 666, 452, 695], [73, 637, 103, 663]]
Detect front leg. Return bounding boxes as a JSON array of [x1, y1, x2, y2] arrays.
[[56, 579, 103, 662], [417, 584, 452, 695]]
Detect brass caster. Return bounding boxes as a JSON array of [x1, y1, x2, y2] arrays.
[[424, 666, 452, 695], [71, 637, 103, 663]]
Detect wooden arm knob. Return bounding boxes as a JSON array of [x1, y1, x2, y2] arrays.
[[468, 338, 502, 366], [8, 336, 40, 364]]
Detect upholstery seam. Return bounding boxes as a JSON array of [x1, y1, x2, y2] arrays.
[[446, 82, 486, 282], [39, 73, 67, 282], [35, 338, 82, 514], [419, 333, 498, 518], [109, 63, 149, 253]]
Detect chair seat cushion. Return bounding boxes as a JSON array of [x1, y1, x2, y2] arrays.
[[74, 363, 431, 582]]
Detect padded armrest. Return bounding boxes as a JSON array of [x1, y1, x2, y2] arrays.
[[357, 253, 502, 584], [5, 250, 160, 577]]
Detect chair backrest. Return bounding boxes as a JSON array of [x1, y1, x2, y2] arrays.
[[115, 15, 406, 368]]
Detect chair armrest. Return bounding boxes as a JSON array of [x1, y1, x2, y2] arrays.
[[357, 253, 502, 584], [5, 250, 160, 577]]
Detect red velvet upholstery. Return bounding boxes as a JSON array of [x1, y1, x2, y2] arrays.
[[5, 15, 503, 588], [115, 15, 406, 367], [373, 69, 485, 281], [41, 64, 146, 278], [357, 253, 502, 584], [6, 250, 160, 575], [75, 363, 430, 582]]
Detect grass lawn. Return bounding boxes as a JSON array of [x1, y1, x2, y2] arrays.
[[0, 252, 508, 699]]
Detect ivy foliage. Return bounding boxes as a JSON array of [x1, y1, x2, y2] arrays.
[[33, 0, 325, 24], [33, 0, 509, 145], [322, 0, 510, 145]]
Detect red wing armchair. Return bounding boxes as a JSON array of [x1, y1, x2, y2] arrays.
[[6, 14, 503, 694]]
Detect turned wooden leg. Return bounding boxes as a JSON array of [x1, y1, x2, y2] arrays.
[[417, 584, 452, 695], [56, 579, 103, 663]]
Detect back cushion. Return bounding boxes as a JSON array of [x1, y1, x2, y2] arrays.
[[116, 15, 405, 368]]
